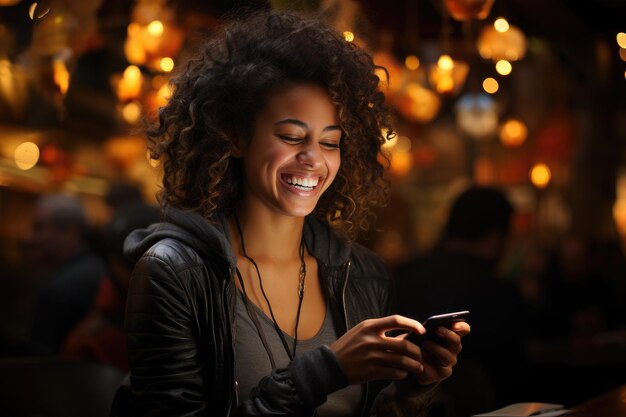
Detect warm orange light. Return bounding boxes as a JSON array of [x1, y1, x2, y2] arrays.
[[429, 55, 469, 95], [530, 163, 551, 188], [494, 17, 509, 33], [406, 83, 441, 123], [617, 32, 626, 49], [14, 142, 40, 170], [116, 65, 143, 101], [499, 118, 528, 147], [496, 60, 512, 75], [124, 65, 141, 82], [483, 77, 499, 94], [389, 152, 412, 176], [620, 48, 626, 62], [438, 55, 454, 70], [53, 60, 70, 95], [147, 20, 164, 37], [477, 24, 527, 62], [444, 0, 495, 21], [436, 76, 454, 93], [122, 101, 142, 124], [405, 55, 420, 70], [343, 31, 354, 42], [155, 83, 171, 108], [160, 57, 174, 72]]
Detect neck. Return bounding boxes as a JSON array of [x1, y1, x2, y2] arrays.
[[230, 204, 305, 263]]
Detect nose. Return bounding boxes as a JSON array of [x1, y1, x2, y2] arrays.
[[296, 142, 323, 169]]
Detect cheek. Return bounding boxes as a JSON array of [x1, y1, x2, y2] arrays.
[[327, 153, 341, 181]]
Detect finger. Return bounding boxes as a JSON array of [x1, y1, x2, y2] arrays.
[[364, 315, 425, 335], [434, 326, 462, 348], [451, 321, 471, 336], [421, 340, 458, 367], [381, 336, 424, 362], [373, 350, 424, 375]]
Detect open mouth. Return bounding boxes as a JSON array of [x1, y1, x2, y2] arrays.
[[282, 174, 320, 192]]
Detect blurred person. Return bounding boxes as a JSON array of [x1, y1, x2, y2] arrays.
[[394, 186, 528, 412], [541, 233, 623, 340], [28, 194, 105, 355], [61, 202, 160, 371], [104, 181, 144, 212]]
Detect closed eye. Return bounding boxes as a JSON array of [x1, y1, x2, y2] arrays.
[[277, 135, 303, 143], [321, 141, 340, 149]]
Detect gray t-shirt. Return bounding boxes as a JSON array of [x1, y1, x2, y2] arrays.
[[234, 291, 362, 416]]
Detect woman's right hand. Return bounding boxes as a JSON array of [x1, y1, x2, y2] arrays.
[[330, 315, 426, 385]]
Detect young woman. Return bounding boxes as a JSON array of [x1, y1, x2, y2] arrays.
[[111, 9, 470, 417]]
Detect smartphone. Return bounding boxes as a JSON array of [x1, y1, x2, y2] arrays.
[[406, 310, 470, 345]]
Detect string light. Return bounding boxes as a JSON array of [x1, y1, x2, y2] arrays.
[[147, 20, 164, 37], [530, 163, 551, 188], [343, 31, 354, 42], [617, 32, 626, 49], [159, 57, 174, 72], [14, 142, 40, 170], [496, 60, 512, 75], [405, 55, 420, 70], [499, 118, 528, 147], [494, 17, 509, 33], [483, 77, 499, 94], [122, 101, 142, 124]]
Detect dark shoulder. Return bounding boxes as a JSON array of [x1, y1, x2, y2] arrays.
[[349, 242, 389, 282], [140, 237, 207, 274]]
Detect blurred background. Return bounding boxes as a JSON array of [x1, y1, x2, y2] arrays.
[[0, 0, 625, 415]]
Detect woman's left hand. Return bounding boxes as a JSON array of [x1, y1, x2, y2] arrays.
[[401, 321, 471, 387]]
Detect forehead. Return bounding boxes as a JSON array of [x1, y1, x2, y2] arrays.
[[259, 83, 339, 124]]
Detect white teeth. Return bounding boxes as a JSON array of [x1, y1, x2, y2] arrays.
[[285, 175, 319, 189]]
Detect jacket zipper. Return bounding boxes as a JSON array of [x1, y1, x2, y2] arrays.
[[225, 267, 236, 414], [341, 261, 351, 332], [341, 261, 369, 417]]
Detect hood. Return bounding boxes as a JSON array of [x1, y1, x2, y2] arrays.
[[124, 206, 352, 270], [124, 206, 237, 269]]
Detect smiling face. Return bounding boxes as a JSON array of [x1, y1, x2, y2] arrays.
[[236, 83, 342, 219]]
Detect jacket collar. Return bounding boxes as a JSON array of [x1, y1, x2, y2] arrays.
[[124, 206, 352, 272]]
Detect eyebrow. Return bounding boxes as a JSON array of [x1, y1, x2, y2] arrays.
[[274, 119, 342, 132]]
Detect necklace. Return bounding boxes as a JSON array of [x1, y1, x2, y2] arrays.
[[234, 214, 307, 363]]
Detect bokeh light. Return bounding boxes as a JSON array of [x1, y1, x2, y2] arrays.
[[494, 17, 509, 33], [343, 31, 354, 42], [483, 77, 499, 94], [14, 142, 40, 170], [530, 163, 551, 188], [147, 20, 164, 37], [496, 60, 512, 75], [160, 57, 174, 72], [499, 118, 528, 147], [405, 55, 420, 70], [122, 101, 142, 124]]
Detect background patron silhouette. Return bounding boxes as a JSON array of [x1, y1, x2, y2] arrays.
[[394, 186, 528, 415]]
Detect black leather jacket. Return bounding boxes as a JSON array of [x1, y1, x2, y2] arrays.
[[111, 207, 436, 416]]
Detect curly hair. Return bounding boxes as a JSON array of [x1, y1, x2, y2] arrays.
[[149, 9, 394, 239]]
